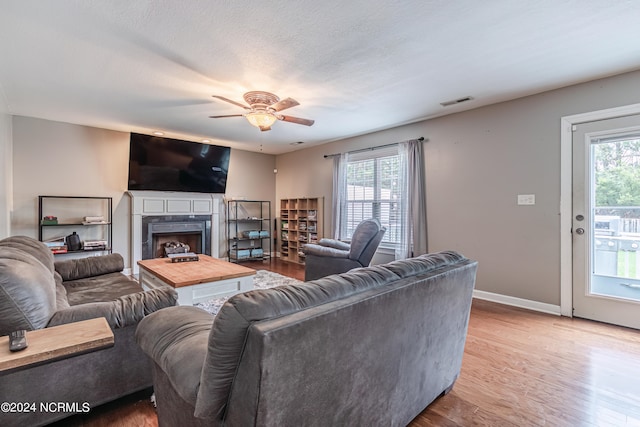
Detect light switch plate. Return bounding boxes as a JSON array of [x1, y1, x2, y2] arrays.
[[517, 194, 535, 205]]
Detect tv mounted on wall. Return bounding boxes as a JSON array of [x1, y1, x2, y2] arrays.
[[127, 133, 230, 194]]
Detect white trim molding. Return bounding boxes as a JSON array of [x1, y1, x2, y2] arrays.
[[127, 191, 223, 274], [473, 290, 561, 316], [560, 102, 640, 317]]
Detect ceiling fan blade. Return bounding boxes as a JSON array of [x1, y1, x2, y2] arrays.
[[271, 97, 299, 112], [208, 114, 244, 118], [280, 115, 315, 126], [212, 95, 251, 110], [259, 125, 272, 132]]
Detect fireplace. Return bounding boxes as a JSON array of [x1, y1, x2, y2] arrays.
[[128, 191, 222, 275], [141, 215, 211, 260]]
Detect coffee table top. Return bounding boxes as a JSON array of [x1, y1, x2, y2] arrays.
[[137, 254, 256, 288]]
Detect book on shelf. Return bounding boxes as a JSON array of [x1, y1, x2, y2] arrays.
[[83, 240, 108, 251], [41, 216, 59, 225], [83, 239, 107, 247], [81, 215, 107, 225], [84, 240, 108, 246], [49, 245, 68, 254], [44, 238, 66, 247]]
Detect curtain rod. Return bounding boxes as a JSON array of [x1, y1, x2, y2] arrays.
[[323, 136, 425, 158]]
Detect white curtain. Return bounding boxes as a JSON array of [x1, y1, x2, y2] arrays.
[[331, 152, 348, 239], [396, 139, 428, 259]]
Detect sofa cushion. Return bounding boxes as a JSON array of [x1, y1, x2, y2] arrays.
[[368, 250, 466, 277], [0, 235, 54, 273], [136, 306, 214, 406], [49, 287, 178, 329], [348, 219, 382, 261], [54, 271, 70, 310], [0, 247, 56, 335], [55, 253, 124, 282], [63, 272, 144, 306]]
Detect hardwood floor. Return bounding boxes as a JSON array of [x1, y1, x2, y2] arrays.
[[241, 257, 306, 281], [54, 258, 640, 427]]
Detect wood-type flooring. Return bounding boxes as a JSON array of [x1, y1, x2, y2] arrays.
[[51, 257, 640, 427]]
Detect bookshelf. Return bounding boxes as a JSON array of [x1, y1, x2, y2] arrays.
[[279, 197, 323, 264]]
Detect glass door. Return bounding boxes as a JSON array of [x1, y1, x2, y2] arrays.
[[573, 115, 640, 329]]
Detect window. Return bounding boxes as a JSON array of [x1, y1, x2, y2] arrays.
[[341, 145, 404, 245]]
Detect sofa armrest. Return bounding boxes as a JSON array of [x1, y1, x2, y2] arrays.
[[47, 288, 178, 329], [136, 306, 214, 406], [318, 238, 351, 251], [302, 243, 350, 258], [55, 253, 124, 281]]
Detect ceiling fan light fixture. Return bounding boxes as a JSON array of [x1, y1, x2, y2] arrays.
[[245, 111, 277, 128], [211, 91, 313, 130]]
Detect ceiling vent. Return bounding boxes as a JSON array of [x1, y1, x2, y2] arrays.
[[440, 96, 474, 107]]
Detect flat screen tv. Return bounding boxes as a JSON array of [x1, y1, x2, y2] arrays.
[[127, 133, 230, 194]]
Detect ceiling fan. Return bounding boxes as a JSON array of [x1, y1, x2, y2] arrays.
[[210, 91, 315, 132]]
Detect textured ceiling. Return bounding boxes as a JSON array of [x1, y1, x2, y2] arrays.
[[1, 1, 640, 154]]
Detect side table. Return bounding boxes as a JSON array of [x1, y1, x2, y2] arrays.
[[0, 317, 114, 374]]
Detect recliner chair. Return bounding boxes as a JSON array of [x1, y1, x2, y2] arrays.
[[303, 218, 386, 281]]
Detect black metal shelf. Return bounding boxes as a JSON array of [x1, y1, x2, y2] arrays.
[[227, 200, 271, 264], [38, 195, 113, 257]]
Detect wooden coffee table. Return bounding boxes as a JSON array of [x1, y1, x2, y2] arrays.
[[137, 254, 256, 305]]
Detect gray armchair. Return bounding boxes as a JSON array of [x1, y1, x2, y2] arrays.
[[303, 218, 386, 281]]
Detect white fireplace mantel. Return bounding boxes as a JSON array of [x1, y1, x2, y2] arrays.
[[127, 191, 222, 274]]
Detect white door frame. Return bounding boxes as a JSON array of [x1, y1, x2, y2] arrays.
[[560, 102, 640, 316]]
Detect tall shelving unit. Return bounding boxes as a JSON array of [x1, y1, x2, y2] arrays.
[[227, 200, 271, 263], [279, 197, 323, 264], [38, 195, 112, 256]]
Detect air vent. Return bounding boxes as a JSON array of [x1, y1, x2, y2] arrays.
[[440, 96, 474, 107]]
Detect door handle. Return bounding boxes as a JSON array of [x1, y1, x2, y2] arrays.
[[575, 228, 585, 235]]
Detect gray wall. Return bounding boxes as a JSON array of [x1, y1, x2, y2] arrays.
[[0, 109, 11, 239], [0, 84, 11, 239], [276, 69, 640, 306], [10, 116, 276, 268]]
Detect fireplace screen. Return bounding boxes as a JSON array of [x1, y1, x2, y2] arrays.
[[141, 215, 211, 259]]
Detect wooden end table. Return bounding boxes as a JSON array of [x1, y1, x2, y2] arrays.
[[0, 317, 114, 374], [137, 254, 256, 305]]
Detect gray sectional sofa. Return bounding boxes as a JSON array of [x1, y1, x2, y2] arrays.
[[136, 250, 478, 426], [0, 236, 177, 427]]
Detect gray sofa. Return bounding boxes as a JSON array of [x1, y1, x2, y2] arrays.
[[0, 236, 177, 427], [136, 250, 478, 426]]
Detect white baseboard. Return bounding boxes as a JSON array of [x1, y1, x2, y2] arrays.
[[123, 267, 132, 276], [473, 290, 561, 316]]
